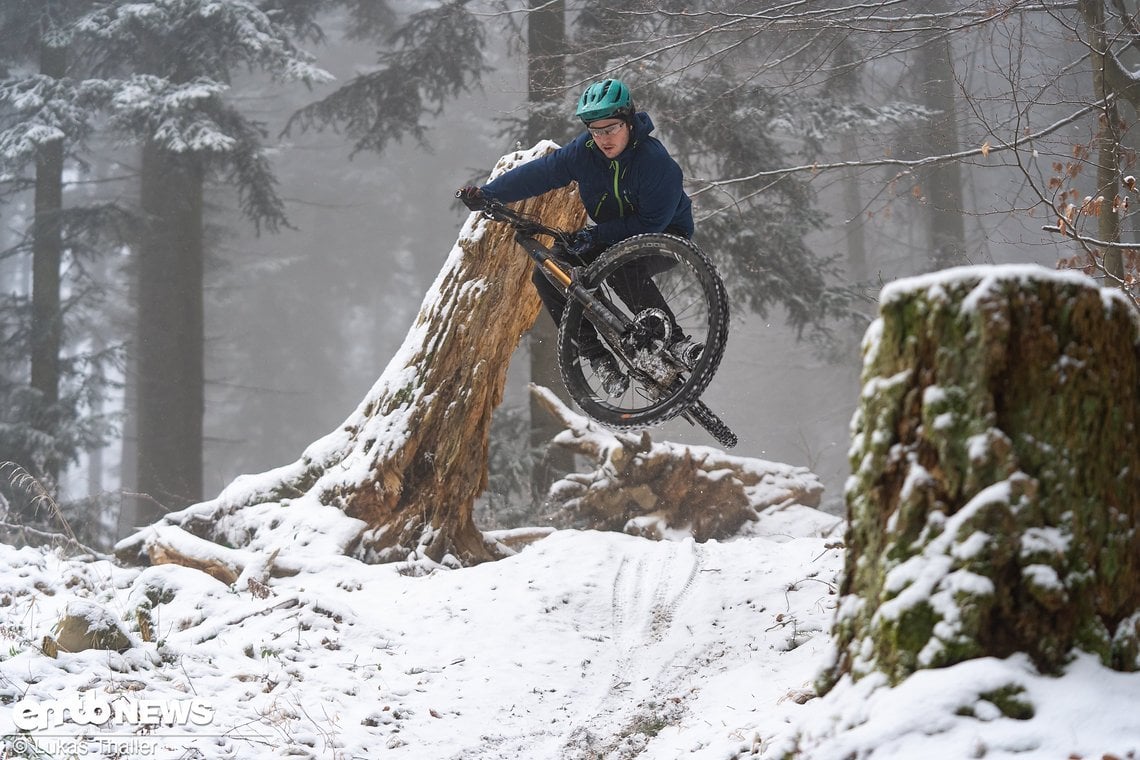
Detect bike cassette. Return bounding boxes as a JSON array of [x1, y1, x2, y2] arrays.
[[629, 308, 674, 348]]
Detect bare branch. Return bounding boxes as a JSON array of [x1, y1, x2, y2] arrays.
[[690, 97, 1109, 195]]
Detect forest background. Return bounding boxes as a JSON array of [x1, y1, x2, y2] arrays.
[[2, 0, 1135, 548]]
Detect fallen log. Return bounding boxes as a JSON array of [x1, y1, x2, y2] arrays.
[[532, 385, 824, 541]]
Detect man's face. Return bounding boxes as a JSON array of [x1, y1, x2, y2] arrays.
[[587, 119, 631, 159]]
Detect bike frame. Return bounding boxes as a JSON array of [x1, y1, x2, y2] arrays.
[[511, 234, 631, 342], [480, 201, 633, 348], [461, 196, 738, 447]]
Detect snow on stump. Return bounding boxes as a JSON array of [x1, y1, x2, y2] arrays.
[[116, 143, 586, 570], [531, 385, 824, 541], [48, 601, 134, 654], [825, 265, 1140, 693]]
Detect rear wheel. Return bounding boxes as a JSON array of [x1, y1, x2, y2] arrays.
[[557, 234, 729, 428]]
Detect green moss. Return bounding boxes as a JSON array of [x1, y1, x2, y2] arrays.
[[895, 602, 937, 653], [1110, 612, 1140, 671], [871, 602, 937, 683], [920, 385, 975, 500], [830, 272, 1140, 696], [979, 686, 1034, 720], [391, 382, 416, 408], [1074, 616, 1113, 666]]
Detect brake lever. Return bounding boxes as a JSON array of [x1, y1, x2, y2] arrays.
[[479, 201, 510, 222]]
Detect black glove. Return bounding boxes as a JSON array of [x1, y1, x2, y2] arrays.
[[567, 227, 597, 256], [456, 185, 485, 211]]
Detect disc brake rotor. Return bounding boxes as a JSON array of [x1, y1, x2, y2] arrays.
[[621, 308, 681, 385]]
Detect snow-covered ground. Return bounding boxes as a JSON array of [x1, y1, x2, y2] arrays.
[[0, 502, 1138, 759]]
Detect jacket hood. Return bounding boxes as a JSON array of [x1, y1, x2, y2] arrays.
[[630, 111, 654, 141]]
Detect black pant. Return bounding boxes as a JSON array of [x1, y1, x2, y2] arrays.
[[532, 239, 681, 356]]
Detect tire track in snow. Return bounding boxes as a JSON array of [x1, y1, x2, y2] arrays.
[[562, 539, 705, 759], [647, 539, 702, 640]]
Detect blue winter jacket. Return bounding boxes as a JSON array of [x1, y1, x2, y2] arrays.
[[481, 112, 694, 247]]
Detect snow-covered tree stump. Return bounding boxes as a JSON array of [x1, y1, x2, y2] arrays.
[[117, 143, 586, 569], [825, 265, 1140, 694], [532, 385, 824, 541]]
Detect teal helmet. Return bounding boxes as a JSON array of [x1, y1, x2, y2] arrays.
[[575, 79, 635, 123]]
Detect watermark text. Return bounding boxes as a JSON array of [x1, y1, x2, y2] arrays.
[[12, 694, 214, 731]]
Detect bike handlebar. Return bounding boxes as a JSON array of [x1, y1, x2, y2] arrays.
[[455, 192, 573, 245]]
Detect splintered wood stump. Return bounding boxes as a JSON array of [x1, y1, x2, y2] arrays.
[[531, 385, 824, 542], [331, 149, 586, 563], [117, 143, 587, 569], [825, 265, 1140, 696]]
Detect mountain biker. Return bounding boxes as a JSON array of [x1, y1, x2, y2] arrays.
[[457, 78, 698, 397]]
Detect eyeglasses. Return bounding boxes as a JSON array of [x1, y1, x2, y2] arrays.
[[587, 122, 627, 138]]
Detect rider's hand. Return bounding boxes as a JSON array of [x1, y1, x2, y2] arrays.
[[456, 185, 486, 211], [567, 227, 596, 256]]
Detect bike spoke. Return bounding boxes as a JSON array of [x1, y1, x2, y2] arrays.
[[558, 234, 728, 429]]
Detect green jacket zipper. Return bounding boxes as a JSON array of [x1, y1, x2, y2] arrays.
[[610, 160, 625, 217], [592, 161, 629, 218], [587, 140, 635, 219]]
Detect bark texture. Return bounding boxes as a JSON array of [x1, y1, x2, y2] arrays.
[[117, 143, 585, 569], [337, 150, 584, 563], [825, 265, 1140, 695], [533, 386, 824, 542], [134, 139, 206, 517], [26, 43, 66, 501]]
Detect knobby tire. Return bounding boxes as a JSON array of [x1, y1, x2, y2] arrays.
[[684, 401, 739, 449], [557, 233, 729, 429]]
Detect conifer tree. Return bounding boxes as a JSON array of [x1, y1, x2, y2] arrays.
[[0, 1, 120, 520], [283, 0, 864, 512], [81, 0, 330, 521]]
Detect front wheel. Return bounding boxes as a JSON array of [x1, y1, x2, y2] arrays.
[[557, 233, 729, 428]]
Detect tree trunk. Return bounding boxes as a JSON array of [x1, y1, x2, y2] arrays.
[[1080, 0, 1125, 283], [825, 266, 1140, 696], [117, 145, 587, 569], [840, 133, 868, 287], [916, 3, 967, 271], [27, 43, 66, 504], [134, 139, 205, 519], [830, 39, 871, 315], [318, 150, 584, 564], [526, 0, 573, 501]]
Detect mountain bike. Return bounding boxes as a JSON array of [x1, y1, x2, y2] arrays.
[[462, 194, 738, 448]]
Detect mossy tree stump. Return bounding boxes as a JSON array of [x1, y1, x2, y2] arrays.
[[824, 265, 1140, 693]]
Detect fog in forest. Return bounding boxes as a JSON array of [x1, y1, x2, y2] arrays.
[[197, 57, 857, 511], [1, 3, 1100, 532], [188, 30, 1060, 514]]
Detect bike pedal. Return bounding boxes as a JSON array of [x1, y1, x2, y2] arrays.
[[669, 337, 703, 367]]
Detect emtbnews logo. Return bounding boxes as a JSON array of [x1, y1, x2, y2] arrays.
[[12, 694, 215, 731]]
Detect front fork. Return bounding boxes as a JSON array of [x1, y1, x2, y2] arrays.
[[515, 233, 630, 342], [516, 232, 684, 390]]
